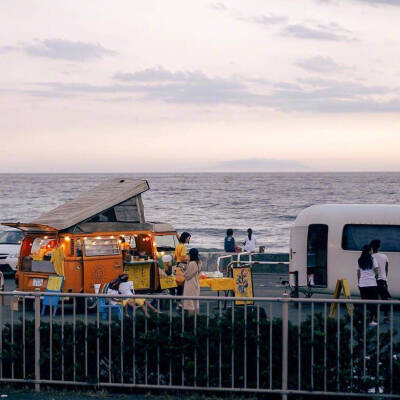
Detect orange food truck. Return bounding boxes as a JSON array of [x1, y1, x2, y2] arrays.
[[3, 178, 178, 299]]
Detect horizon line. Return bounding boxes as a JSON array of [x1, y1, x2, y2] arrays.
[[1, 170, 400, 174]]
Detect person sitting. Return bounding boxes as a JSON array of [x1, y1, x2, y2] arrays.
[[118, 273, 161, 318]]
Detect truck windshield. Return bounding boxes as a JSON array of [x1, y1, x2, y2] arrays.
[[155, 234, 178, 250], [0, 231, 23, 245]]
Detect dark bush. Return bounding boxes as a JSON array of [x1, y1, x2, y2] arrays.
[[0, 307, 399, 397]]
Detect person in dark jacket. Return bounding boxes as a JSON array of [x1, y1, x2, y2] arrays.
[[224, 229, 236, 253]]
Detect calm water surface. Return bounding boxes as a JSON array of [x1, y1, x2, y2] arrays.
[[0, 173, 399, 251]]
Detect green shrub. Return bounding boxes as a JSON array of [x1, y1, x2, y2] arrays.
[[0, 307, 399, 396]]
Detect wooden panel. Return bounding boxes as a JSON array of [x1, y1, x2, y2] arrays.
[[32, 178, 149, 231]]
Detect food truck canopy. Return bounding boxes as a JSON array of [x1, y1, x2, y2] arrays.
[[3, 178, 150, 233], [71, 221, 175, 233]]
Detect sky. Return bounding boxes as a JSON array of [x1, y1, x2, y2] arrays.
[[1, 0, 400, 172]]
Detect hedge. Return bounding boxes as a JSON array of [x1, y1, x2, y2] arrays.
[[0, 306, 399, 397]]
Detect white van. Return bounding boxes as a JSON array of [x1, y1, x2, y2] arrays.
[[290, 204, 400, 297], [0, 228, 24, 275]]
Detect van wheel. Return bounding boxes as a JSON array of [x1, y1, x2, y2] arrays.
[[86, 297, 98, 310], [75, 297, 97, 313]]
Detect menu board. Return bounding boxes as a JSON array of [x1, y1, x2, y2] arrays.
[[232, 267, 254, 305], [125, 264, 151, 290]]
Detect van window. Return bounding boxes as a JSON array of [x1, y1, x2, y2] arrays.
[[307, 224, 328, 287], [342, 225, 400, 252], [84, 237, 120, 257], [154, 235, 178, 250], [31, 238, 57, 259]]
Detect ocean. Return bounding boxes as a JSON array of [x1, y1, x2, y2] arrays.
[[0, 173, 399, 251]]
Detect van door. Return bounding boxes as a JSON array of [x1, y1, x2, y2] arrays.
[[290, 226, 308, 286], [307, 224, 328, 287], [82, 237, 123, 293]]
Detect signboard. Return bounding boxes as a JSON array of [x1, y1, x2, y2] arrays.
[[126, 264, 151, 290], [160, 276, 177, 289], [46, 275, 64, 291], [329, 278, 353, 318], [232, 267, 254, 305]]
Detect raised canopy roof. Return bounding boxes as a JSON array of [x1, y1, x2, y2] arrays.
[[3, 178, 150, 232]]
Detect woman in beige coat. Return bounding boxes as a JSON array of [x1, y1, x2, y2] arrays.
[[183, 248, 202, 314]]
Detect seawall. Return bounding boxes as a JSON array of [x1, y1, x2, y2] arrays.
[[199, 252, 289, 273]]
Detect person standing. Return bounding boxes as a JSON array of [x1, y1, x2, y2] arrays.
[[370, 239, 390, 322], [224, 229, 236, 253], [357, 244, 379, 326], [183, 248, 202, 314], [243, 228, 257, 252], [173, 232, 191, 298]]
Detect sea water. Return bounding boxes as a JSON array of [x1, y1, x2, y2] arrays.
[[0, 172, 399, 251]]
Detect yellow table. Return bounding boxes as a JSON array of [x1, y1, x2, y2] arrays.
[[200, 277, 235, 291]]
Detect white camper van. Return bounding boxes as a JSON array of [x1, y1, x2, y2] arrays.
[[290, 204, 400, 297]]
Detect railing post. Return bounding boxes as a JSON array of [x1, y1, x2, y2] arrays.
[[282, 298, 289, 400], [34, 293, 41, 392]]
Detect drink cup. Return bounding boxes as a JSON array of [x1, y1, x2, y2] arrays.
[[94, 283, 101, 294]]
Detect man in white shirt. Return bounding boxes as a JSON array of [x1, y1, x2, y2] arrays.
[[370, 240, 390, 321]]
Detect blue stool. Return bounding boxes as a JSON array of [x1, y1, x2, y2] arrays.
[[99, 297, 123, 320]]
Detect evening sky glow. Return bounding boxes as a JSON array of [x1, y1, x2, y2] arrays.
[[1, 0, 400, 172]]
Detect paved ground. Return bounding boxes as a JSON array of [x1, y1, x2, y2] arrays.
[[0, 388, 258, 400], [1, 273, 395, 326]]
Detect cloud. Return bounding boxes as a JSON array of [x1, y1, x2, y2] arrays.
[[282, 23, 353, 41], [209, 2, 227, 11], [296, 56, 347, 73], [25, 66, 400, 113], [321, 0, 400, 5], [1, 39, 116, 61], [114, 67, 207, 82], [210, 3, 286, 27], [215, 158, 309, 171], [354, 0, 400, 4], [237, 14, 287, 26]]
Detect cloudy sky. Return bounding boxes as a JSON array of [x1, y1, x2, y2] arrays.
[[1, 0, 400, 172]]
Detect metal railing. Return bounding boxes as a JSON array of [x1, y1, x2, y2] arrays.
[[0, 291, 399, 399], [216, 252, 289, 275]]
